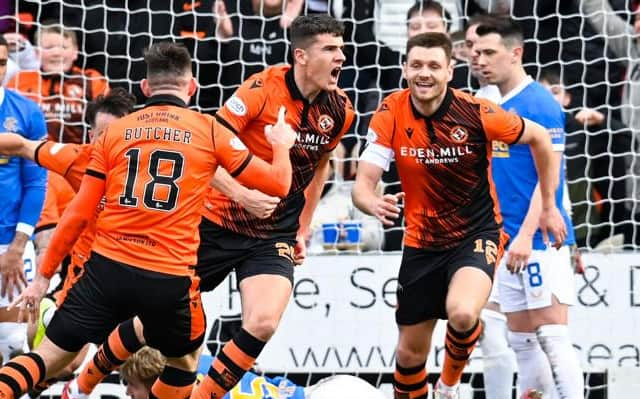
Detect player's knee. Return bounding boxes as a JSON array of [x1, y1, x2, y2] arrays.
[[243, 315, 280, 341], [447, 307, 478, 332], [395, 344, 428, 367]]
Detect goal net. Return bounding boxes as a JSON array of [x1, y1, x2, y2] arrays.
[[6, 0, 640, 397]]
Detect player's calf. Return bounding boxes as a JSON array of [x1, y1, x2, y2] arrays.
[[438, 320, 482, 390], [76, 318, 143, 395]]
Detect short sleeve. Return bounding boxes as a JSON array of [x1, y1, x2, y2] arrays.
[[534, 101, 565, 151], [479, 99, 525, 144], [35, 141, 79, 177], [215, 74, 268, 135], [366, 101, 395, 149], [212, 119, 252, 177]]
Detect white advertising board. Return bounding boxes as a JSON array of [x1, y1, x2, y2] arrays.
[[201, 253, 640, 373]]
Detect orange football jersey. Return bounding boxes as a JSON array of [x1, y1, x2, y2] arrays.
[[35, 172, 75, 232], [367, 88, 524, 250], [87, 96, 253, 275], [8, 67, 109, 144], [34, 141, 97, 278], [204, 65, 355, 239], [35, 141, 93, 190]]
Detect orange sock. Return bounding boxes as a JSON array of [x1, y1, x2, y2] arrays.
[[149, 366, 196, 399], [0, 353, 46, 399], [191, 328, 264, 399], [393, 363, 428, 399], [77, 319, 142, 394], [441, 320, 483, 386]]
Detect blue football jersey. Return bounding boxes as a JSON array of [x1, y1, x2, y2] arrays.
[[491, 79, 575, 249], [0, 88, 47, 244]]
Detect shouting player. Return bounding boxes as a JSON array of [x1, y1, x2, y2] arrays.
[[0, 41, 296, 399], [33, 16, 353, 399], [190, 14, 354, 399], [352, 32, 566, 399]]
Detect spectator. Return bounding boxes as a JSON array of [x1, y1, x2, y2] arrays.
[[2, 33, 39, 84], [216, 0, 291, 101], [540, 70, 635, 247], [7, 24, 109, 143]]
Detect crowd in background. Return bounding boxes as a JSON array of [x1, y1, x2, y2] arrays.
[[4, 0, 640, 251]]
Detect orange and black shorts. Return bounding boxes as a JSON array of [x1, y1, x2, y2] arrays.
[[396, 229, 506, 324], [195, 217, 296, 292], [46, 252, 205, 357]]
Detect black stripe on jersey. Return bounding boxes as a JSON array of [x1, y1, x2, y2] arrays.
[[86, 169, 106, 180], [230, 154, 253, 178], [511, 116, 526, 145], [33, 141, 48, 167], [214, 114, 239, 136]]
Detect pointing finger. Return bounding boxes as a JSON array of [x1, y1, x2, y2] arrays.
[[277, 106, 286, 124]]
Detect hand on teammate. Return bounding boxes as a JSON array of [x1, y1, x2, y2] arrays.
[[371, 192, 405, 226], [506, 233, 533, 273], [0, 248, 27, 301], [539, 206, 567, 249], [238, 189, 280, 219], [265, 106, 297, 149], [9, 274, 49, 323]]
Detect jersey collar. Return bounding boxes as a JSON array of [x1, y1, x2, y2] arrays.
[[144, 94, 188, 108], [0, 87, 4, 107], [499, 75, 534, 104], [409, 88, 453, 120], [285, 67, 328, 105]]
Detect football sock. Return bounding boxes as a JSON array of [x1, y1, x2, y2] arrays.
[[77, 319, 142, 394], [508, 331, 555, 395], [0, 352, 46, 399], [393, 362, 428, 399], [479, 309, 516, 399], [191, 328, 265, 399], [537, 325, 584, 399], [149, 366, 196, 399], [441, 320, 482, 386]]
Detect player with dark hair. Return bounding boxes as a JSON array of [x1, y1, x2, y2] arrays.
[[0, 41, 296, 399], [56, 14, 353, 399], [189, 13, 354, 399], [353, 32, 566, 399], [475, 17, 583, 398]]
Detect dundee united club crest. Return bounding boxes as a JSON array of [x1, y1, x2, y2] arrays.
[[318, 114, 334, 133], [449, 126, 468, 144]]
